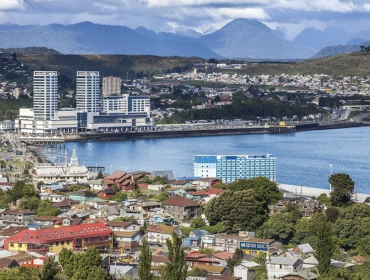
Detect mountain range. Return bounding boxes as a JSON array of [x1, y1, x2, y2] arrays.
[[2, 19, 370, 60], [0, 20, 316, 60]]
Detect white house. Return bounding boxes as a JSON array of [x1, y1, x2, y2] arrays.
[[146, 225, 182, 244], [266, 257, 302, 280], [234, 261, 260, 280]]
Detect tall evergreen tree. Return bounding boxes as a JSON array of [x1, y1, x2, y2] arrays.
[[329, 173, 354, 207], [315, 217, 335, 275], [139, 238, 153, 280], [162, 233, 188, 280]]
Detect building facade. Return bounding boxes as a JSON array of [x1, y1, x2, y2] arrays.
[[15, 71, 155, 134], [4, 222, 113, 254], [102, 76, 122, 96], [102, 94, 150, 115], [193, 154, 276, 183], [33, 71, 58, 121], [76, 71, 100, 113]]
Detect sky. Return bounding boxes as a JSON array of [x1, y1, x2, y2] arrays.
[[1, 0, 370, 39]]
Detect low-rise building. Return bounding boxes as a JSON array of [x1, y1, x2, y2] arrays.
[[163, 196, 201, 222], [102, 171, 135, 191], [146, 225, 182, 244], [238, 238, 282, 257], [4, 222, 113, 254], [114, 231, 140, 253], [0, 209, 37, 226], [266, 257, 302, 280]]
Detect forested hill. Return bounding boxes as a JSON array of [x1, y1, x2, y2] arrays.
[[15, 51, 370, 79]]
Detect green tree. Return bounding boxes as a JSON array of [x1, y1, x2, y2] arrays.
[[257, 211, 299, 244], [37, 199, 61, 217], [190, 217, 206, 228], [329, 173, 354, 207], [68, 184, 86, 192], [162, 233, 188, 280], [317, 193, 331, 207], [23, 184, 37, 198], [315, 216, 335, 275], [111, 191, 128, 202], [205, 189, 260, 232], [139, 238, 153, 280], [326, 207, 340, 223], [7, 180, 26, 201], [228, 177, 283, 210], [187, 267, 208, 277], [41, 256, 59, 280], [96, 172, 105, 179], [157, 192, 169, 202], [332, 204, 370, 254]]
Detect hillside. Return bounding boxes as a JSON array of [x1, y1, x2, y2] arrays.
[[17, 54, 205, 79], [16, 52, 370, 79], [234, 52, 370, 76]]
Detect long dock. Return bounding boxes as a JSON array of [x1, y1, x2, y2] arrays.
[[18, 136, 65, 146]]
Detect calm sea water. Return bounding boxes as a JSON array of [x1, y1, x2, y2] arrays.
[[42, 126, 370, 193]]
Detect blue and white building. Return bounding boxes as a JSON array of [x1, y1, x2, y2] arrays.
[[193, 154, 276, 183]]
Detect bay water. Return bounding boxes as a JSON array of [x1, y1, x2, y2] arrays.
[[42, 126, 370, 194]]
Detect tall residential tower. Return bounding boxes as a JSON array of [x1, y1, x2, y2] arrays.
[[33, 71, 58, 121], [76, 71, 100, 113]]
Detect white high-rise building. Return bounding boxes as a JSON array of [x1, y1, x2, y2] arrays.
[[102, 76, 122, 96], [76, 71, 100, 113], [33, 71, 58, 121]]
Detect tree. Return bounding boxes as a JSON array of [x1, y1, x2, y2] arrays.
[[111, 191, 127, 202], [317, 193, 331, 207], [96, 172, 104, 179], [332, 204, 370, 254], [187, 267, 208, 277], [214, 95, 221, 103], [257, 211, 299, 244], [326, 207, 339, 223], [315, 216, 335, 275], [139, 238, 153, 280], [205, 189, 260, 232], [190, 217, 206, 228], [162, 233, 188, 280], [23, 184, 37, 198], [68, 184, 86, 192], [41, 256, 60, 280], [7, 180, 25, 201], [329, 173, 354, 207], [37, 199, 61, 216], [228, 177, 283, 210]]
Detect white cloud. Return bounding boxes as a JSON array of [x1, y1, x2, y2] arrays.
[[0, 0, 24, 10], [93, 2, 117, 11]]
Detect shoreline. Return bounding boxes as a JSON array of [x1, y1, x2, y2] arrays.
[[278, 183, 369, 202], [63, 121, 370, 143]]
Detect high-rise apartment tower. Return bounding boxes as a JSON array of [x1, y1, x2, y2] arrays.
[[33, 71, 58, 120], [76, 71, 100, 113]]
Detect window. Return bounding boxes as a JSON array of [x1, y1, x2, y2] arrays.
[[10, 243, 14, 247]]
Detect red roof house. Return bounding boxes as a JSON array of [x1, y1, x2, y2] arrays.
[[102, 171, 135, 191]]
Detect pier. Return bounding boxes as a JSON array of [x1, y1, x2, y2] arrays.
[[18, 136, 65, 146]]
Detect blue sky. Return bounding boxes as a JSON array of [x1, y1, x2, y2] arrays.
[[1, 0, 370, 39]]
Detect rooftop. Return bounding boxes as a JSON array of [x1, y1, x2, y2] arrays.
[[163, 196, 199, 207], [5, 222, 112, 244]]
